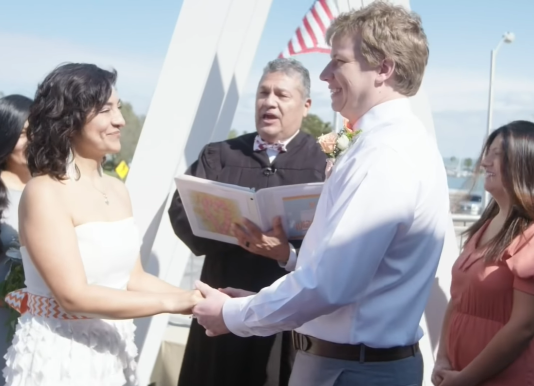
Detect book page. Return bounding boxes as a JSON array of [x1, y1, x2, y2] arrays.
[[175, 175, 259, 244], [255, 183, 323, 240]]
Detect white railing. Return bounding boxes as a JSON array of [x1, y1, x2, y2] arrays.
[[451, 213, 480, 249]]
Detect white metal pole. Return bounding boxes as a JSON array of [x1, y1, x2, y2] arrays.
[[484, 48, 497, 209], [332, 111, 339, 132], [126, 0, 273, 383]]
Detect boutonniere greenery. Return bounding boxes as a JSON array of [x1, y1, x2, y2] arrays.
[[317, 119, 362, 177]]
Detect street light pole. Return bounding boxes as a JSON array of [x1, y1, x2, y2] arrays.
[[486, 48, 498, 142], [483, 32, 515, 209], [333, 111, 340, 132]]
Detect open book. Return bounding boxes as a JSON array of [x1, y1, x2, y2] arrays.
[[174, 174, 324, 245]]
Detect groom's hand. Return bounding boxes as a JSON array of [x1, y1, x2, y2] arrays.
[[193, 280, 231, 337], [232, 216, 290, 262]]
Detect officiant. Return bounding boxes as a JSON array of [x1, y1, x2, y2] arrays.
[[168, 58, 326, 386]]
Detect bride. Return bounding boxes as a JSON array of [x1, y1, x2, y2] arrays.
[[3, 63, 202, 386]]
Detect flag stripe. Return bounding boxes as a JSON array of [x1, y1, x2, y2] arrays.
[[319, 0, 334, 20], [278, 0, 339, 58], [304, 13, 324, 46], [296, 28, 309, 52], [311, 5, 327, 34], [315, 1, 332, 28], [303, 16, 318, 48], [290, 36, 301, 54]]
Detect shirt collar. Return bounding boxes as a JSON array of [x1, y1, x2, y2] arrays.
[[281, 130, 300, 146], [256, 130, 300, 148], [352, 98, 412, 133]]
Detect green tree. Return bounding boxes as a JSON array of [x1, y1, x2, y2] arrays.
[[228, 129, 238, 139], [463, 158, 473, 169], [450, 156, 457, 164], [228, 129, 249, 139], [301, 114, 332, 139]]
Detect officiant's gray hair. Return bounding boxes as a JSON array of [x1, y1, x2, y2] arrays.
[[261, 58, 311, 100]]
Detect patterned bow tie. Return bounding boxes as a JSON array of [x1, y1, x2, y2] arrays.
[[253, 135, 287, 153]]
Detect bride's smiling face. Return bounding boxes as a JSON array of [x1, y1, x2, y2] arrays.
[[72, 88, 125, 157]]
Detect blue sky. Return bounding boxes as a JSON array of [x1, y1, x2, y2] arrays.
[[1, 0, 533, 158]]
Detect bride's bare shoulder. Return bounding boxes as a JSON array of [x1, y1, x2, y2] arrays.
[[21, 175, 69, 208]]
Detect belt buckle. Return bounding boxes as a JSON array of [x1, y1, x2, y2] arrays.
[[291, 332, 311, 351]]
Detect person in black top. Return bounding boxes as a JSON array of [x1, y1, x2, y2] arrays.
[[169, 57, 326, 386]]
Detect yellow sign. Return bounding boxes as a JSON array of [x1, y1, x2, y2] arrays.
[[115, 160, 129, 180]]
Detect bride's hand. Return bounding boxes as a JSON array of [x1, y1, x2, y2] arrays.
[[176, 289, 204, 315]]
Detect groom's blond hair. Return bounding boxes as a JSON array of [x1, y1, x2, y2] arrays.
[[326, 1, 429, 97]]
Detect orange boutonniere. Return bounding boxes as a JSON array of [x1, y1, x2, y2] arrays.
[[317, 118, 362, 178]]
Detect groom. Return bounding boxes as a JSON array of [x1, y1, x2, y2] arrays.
[[193, 2, 450, 385]]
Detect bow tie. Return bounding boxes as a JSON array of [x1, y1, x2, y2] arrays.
[[253, 135, 287, 153]]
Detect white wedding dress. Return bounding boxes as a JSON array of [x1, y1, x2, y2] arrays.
[[3, 218, 140, 386]]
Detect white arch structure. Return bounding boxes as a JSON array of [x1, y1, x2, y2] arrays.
[[126, 0, 459, 384]]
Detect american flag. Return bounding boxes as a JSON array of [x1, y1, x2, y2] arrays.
[[278, 0, 340, 58]]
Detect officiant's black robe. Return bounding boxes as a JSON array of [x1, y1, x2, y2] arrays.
[[169, 131, 326, 386]]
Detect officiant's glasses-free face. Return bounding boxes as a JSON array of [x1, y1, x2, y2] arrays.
[[255, 72, 311, 143]]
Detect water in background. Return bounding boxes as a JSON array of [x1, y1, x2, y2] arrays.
[[447, 175, 483, 194]]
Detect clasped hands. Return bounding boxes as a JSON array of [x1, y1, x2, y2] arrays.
[[188, 216, 281, 336], [189, 282, 255, 337], [431, 357, 471, 386]]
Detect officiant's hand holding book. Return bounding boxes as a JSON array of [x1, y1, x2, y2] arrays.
[[231, 216, 290, 263], [174, 174, 323, 246]]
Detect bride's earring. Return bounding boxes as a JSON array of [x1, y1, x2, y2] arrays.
[[66, 149, 80, 181]]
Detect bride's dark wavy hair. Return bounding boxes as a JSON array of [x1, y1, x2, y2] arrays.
[[26, 63, 117, 180]]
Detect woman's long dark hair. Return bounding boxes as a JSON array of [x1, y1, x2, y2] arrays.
[[464, 120, 534, 262], [0, 95, 33, 220], [26, 63, 117, 180]]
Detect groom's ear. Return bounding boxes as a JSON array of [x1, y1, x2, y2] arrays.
[[376, 58, 396, 85]]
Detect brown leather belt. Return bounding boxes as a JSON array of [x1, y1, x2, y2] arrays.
[[292, 331, 419, 363]]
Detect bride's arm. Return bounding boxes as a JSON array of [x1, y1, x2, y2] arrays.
[[19, 178, 201, 319], [127, 258, 187, 294]]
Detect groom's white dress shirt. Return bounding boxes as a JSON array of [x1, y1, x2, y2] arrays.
[[223, 98, 450, 348]]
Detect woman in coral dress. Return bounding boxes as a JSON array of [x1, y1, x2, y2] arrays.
[[432, 120, 534, 386], [2, 63, 202, 386]]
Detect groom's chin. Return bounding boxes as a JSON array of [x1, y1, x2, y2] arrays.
[[330, 103, 342, 113], [329, 98, 343, 113]]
